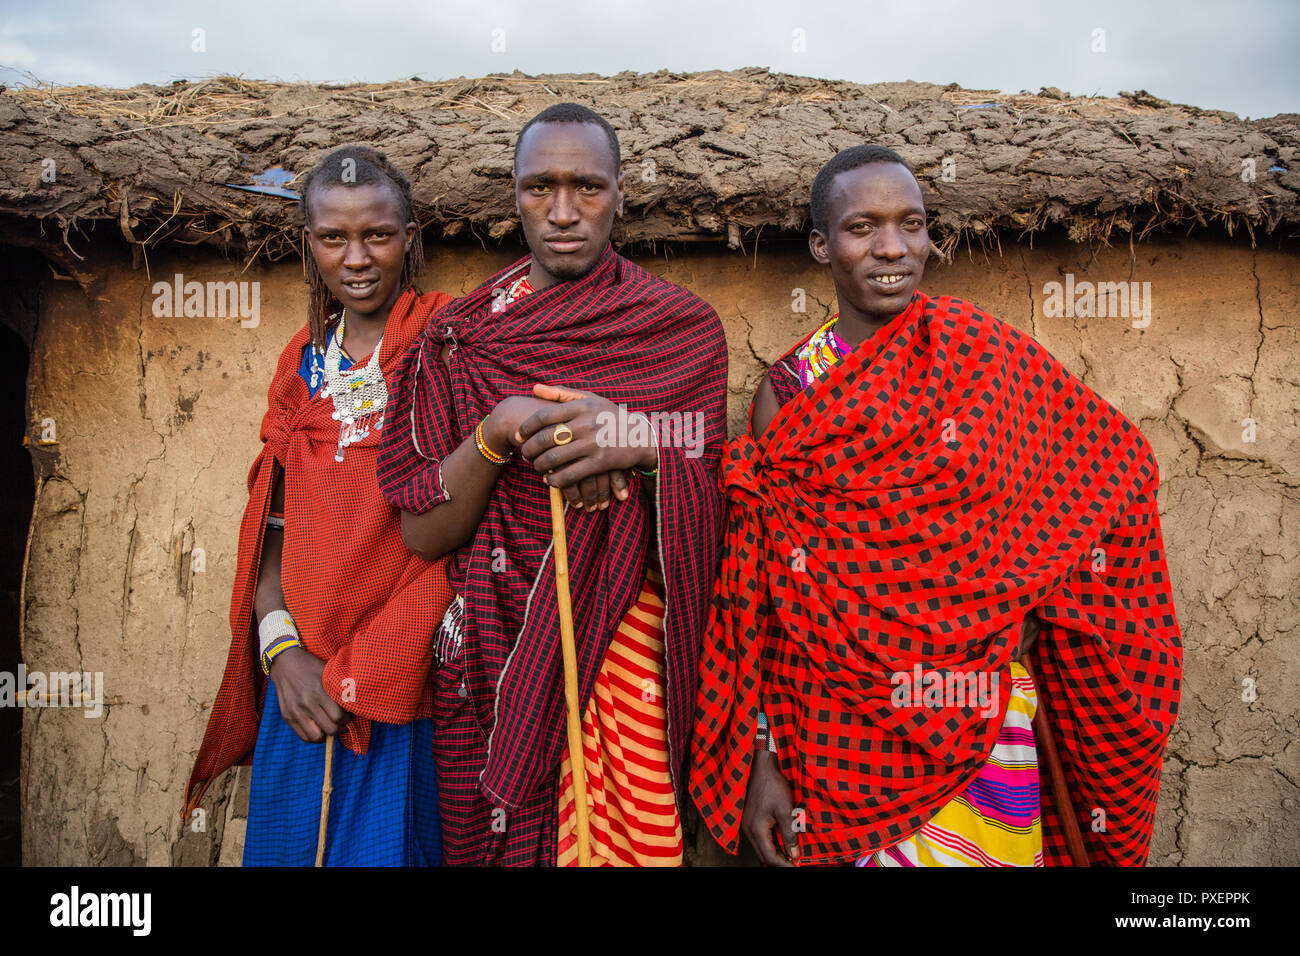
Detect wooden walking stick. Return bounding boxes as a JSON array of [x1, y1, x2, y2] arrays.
[[1020, 656, 1090, 867], [549, 484, 593, 867], [315, 734, 335, 867]]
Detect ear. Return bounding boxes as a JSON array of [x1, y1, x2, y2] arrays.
[[404, 221, 417, 250], [615, 170, 626, 217], [808, 228, 831, 265]]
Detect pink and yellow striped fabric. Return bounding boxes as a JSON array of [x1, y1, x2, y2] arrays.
[[859, 660, 1043, 867]]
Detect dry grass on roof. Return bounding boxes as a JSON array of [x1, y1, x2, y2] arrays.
[[1, 69, 1295, 271]]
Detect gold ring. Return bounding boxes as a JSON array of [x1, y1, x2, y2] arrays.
[[552, 423, 574, 446]]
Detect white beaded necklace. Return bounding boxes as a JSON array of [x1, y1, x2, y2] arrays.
[[321, 309, 387, 462]]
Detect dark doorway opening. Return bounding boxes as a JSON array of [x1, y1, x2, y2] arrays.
[[0, 247, 40, 866]]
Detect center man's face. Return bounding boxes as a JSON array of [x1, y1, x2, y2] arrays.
[[514, 121, 624, 288]]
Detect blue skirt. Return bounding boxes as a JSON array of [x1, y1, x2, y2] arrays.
[[243, 680, 441, 866]]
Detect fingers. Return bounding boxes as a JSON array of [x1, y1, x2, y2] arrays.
[[288, 711, 326, 744], [610, 469, 630, 502], [591, 472, 612, 510], [533, 383, 593, 403], [574, 474, 611, 513], [545, 469, 625, 512], [317, 695, 351, 736], [283, 691, 349, 740], [746, 814, 795, 868], [516, 403, 577, 444], [543, 458, 617, 498], [522, 423, 588, 466], [777, 803, 801, 864]]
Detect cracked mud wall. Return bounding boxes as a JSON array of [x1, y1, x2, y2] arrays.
[[19, 234, 1298, 866]]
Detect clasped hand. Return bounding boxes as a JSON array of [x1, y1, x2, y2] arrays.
[[486, 384, 658, 512]]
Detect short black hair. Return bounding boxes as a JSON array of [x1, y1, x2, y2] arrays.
[[515, 102, 621, 173], [810, 145, 916, 234]]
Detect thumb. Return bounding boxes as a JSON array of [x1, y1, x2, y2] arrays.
[[533, 383, 590, 403], [781, 804, 802, 862]]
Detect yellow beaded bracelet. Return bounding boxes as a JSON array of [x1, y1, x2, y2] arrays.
[[260, 635, 301, 676], [475, 419, 510, 466]]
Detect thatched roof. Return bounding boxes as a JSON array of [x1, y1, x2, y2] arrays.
[[2, 68, 1296, 269]]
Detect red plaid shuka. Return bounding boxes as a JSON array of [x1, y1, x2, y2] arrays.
[[183, 289, 456, 819], [690, 291, 1182, 866], [376, 243, 727, 866]]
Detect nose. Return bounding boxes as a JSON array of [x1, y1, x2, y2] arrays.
[[343, 238, 372, 270], [872, 223, 906, 261], [548, 187, 580, 228]]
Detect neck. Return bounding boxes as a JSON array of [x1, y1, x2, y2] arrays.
[[346, 308, 388, 337], [832, 304, 891, 349], [344, 286, 403, 337], [525, 262, 559, 291], [339, 302, 391, 360]]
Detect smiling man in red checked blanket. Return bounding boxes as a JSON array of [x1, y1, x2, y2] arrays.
[[691, 145, 1182, 867], [377, 104, 727, 866]]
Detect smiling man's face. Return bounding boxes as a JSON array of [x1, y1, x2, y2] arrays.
[[810, 162, 930, 325], [514, 121, 624, 289]]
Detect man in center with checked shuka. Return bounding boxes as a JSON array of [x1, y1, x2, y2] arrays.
[[691, 145, 1183, 867], [377, 103, 727, 866]]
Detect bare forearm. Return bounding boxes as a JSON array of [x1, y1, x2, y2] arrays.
[[253, 473, 288, 622], [253, 530, 287, 622]]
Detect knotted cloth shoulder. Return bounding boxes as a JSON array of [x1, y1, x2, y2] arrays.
[[690, 292, 1182, 866], [376, 244, 727, 862], [183, 289, 455, 820]]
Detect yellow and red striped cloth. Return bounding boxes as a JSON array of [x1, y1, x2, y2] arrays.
[[557, 568, 683, 866]]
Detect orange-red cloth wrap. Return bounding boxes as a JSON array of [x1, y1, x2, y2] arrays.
[[182, 289, 455, 818]]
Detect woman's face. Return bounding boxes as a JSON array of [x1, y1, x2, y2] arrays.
[[304, 182, 415, 321]]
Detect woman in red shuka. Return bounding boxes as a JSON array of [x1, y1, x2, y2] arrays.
[[184, 145, 454, 865]]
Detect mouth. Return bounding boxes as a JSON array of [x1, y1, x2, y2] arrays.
[[543, 235, 586, 253], [340, 276, 381, 299], [866, 270, 912, 293]]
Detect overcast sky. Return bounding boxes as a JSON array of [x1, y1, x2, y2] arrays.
[[1, 0, 1295, 118]]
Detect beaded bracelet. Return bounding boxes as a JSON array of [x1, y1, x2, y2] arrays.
[[474, 419, 511, 466], [260, 635, 302, 676], [630, 411, 659, 477]]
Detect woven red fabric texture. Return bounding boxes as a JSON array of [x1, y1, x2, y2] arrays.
[[691, 292, 1181, 866], [376, 245, 727, 864], [184, 289, 455, 819]]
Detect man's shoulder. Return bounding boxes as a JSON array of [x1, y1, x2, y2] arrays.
[[617, 254, 719, 317], [924, 293, 1041, 353]]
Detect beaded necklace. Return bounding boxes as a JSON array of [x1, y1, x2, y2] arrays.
[[794, 314, 852, 386], [321, 310, 387, 462]]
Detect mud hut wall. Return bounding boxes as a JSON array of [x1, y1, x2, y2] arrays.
[[19, 236, 1300, 866]]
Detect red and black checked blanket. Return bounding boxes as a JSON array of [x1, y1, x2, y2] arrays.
[[183, 289, 455, 819], [377, 243, 727, 865], [690, 291, 1182, 866]]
